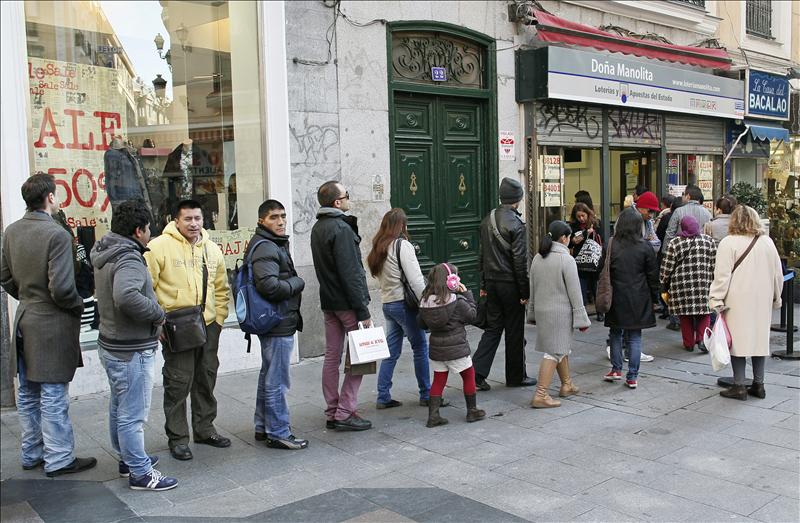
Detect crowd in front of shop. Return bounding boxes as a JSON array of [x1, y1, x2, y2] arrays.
[[0, 171, 785, 493]]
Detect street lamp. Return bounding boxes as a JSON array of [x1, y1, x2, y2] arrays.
[[152, 74, 167, 100]]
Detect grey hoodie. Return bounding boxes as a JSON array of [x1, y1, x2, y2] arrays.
[[91, 232, 165, 353]]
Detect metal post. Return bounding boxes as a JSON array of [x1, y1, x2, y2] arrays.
[[601, 107, 611, 241], [771, 272, 798, 333], [773, 270, 800, 359]]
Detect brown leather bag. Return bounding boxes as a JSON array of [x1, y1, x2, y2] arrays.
[[595, 238, 613, 314]]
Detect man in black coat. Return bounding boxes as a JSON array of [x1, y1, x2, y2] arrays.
[[311, 181, 373, 431], [246, 199, 308, 450], [473, 177, 536, 390], [0, 173, 96, 477]]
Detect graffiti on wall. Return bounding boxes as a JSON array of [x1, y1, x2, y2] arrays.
[[537, 102, 600, 140], [290, 117, 339, 167], [608, 109, 661, 140]]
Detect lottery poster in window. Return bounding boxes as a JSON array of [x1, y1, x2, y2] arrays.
[[28, 57, 128, 236]]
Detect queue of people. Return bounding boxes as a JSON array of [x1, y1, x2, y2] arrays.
[[0, 173, 784, 494]]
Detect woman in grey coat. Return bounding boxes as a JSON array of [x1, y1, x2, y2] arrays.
[[527, 221, 591, 408]]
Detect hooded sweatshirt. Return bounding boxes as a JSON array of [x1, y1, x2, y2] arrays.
[[143, 222, 230, 325], [91, 232, 165, 354], [418, 290, 477, 361]]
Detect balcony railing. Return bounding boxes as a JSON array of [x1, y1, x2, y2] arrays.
[[670, 0, 706, 8], [746, 0, 773, 39]]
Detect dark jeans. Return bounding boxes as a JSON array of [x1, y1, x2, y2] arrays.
[[473, 280, 527, 385], [578, 271, 598, 305], [162, 322, 222, 447]]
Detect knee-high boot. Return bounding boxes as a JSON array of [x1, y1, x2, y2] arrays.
[[426, 397, 449, 427], [531, 358, 561, 408], [556, 356, 579, 398]]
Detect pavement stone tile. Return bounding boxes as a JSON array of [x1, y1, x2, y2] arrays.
[[561, 447, 675, 486], [141, 486, 268, 519], [345, 487, 457, 518], [104, 478, 175, 516], [581, 477, 756, 522], [748, 496, 800, 522], [0, 501, 45, 523], [573, 506, 639, 522], [657, 408, 743, 432], [500, 454, 612, 495], [538, 406, 656, 441], [446, 440, 530, 470], [458, 478, 582, 521], [251, 488, 379, 522], [656, 446, 800, 500], [589, 427, 687, 460], [643, 467, 779, 516], [341, 508, 416, 522], [723, 421, 800, 451], [717, 439, 800, 474], [403, 454, 507, 496], [243, 470, 341, 509], [413, 491, 529, 523], [692, 396, 795, 426], [644, 421, 742, 453], [773, 397, 800, 415], [772, 414, 799, 431]]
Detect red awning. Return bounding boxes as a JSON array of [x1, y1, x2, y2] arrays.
[[532, 10, 731, 70]]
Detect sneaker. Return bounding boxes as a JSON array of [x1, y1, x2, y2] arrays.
[[640, 353, 655, 363], [119, 456, 159, 478], [604, 370, 623, 382], [129, 469, 178, 491], [625, 379, 638, 389]]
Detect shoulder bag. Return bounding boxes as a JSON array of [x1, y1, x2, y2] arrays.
[[595, 238, 613, 314], [164, 247, 208, 352], [395, 239, 420, 312], [489, 209, 512, 252], [574, 230, 603, 273]]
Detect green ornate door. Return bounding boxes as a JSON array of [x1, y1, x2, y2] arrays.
[[392, 92, 487, 292]]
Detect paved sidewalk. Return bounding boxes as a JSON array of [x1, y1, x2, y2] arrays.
[[2, 315, 799, 523]]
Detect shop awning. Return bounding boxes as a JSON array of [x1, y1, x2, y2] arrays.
[[530, 10, 732, 70], [745, 120, 789, 142]]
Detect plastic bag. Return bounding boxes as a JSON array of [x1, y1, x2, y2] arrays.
[[703, 314, 732, 372]]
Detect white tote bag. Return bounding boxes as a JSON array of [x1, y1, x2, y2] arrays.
[[703, 315, 732, 372], [348, 323, 390, 365]]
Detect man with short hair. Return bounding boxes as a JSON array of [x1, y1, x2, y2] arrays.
[[145, 199, 230, 460], [92, 199, 177, 490], [662, 184, 712, 253], [247, 199, 308, 450], [1, 173, 96, 477], [311, 181, 373, 431], [473, 177, 535, 390]]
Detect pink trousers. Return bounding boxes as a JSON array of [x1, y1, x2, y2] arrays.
[[322, 310, 363, 421]]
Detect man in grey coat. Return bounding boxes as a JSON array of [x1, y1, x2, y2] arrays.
[[0, 173, 96, 477], [661, 184, 712, 254]]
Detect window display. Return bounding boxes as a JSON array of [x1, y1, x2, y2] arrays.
[[24, 0, 265, 341]]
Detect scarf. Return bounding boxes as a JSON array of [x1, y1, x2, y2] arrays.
[[678, 215, 701, 238]]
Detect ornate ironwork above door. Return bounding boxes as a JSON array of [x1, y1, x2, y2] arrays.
[[391, 31, 485, 89]]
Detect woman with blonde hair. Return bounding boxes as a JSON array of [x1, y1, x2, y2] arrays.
[[367, 208, 431, 409], [709, 205, 783, 400]]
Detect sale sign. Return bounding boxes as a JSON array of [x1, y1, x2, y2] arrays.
[[29, 57, 128, 235]]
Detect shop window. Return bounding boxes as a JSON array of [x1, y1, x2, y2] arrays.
[[24, 1, 265, 344]]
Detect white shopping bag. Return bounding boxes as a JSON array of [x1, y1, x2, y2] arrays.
[[703, 314, 732, 372], [348, 323, 390, 365]]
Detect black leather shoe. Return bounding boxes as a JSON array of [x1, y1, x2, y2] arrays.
[[596, 313, 605, 322], [45, 456, 97, 477], [195, 434, 231, 448], [266, 435, 309, 450], [255, 431, 267, 441], [720, 385, 748, 401], [22, 459, 43, 471], [507, 377, 537, 387], [325, 419, 336, 429], [697, 342, 708, 354], [475, 377, 491, 391], [334, 415, 372, 431], [376, 399, 403, 409], [747, 382, 766, 399], [170, 444, 193, 461]]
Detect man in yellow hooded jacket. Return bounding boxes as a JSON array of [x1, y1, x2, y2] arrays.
[[144, 199, 230, 461]]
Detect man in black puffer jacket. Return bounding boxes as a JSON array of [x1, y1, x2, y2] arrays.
[[247, 199, 307, 450], [473, 177, 535, 390], [311, 181, 373, 432]]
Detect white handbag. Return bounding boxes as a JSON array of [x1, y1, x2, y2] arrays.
[[348, 322, 390, 365]]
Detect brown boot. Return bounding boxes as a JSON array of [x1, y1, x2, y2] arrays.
[[531, 358, 561, 408], [464, 394, 485, 422], [425, 397, 449, 428], [557, 356, 579, 398], [720, 384, 748, 401]]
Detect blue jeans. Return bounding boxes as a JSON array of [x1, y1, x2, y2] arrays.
[[609, 327, 642, 381], [99, 348, 155, 479], [254, 335, 293, 439], [377, 301, 431, 404], [16, 350, 75, 472]]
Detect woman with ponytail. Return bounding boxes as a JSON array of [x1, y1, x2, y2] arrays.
[[527, 221, 591, 408]]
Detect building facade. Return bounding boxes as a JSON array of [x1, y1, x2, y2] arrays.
[[2, 0, 798, 401]]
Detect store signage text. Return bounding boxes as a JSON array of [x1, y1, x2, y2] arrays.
[[540, 47, 744, 119], [746, 70, 790, 120]]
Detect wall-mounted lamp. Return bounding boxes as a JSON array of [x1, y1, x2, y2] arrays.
[[152, 74, 167, 100]]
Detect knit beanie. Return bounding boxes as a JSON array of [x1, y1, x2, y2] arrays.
[[499, 177, 524, 204]]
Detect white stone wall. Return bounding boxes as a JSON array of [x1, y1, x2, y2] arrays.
[[285, 0, 523, 357]]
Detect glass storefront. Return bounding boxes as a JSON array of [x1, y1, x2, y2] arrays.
[[24, 0, 264, 341]]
